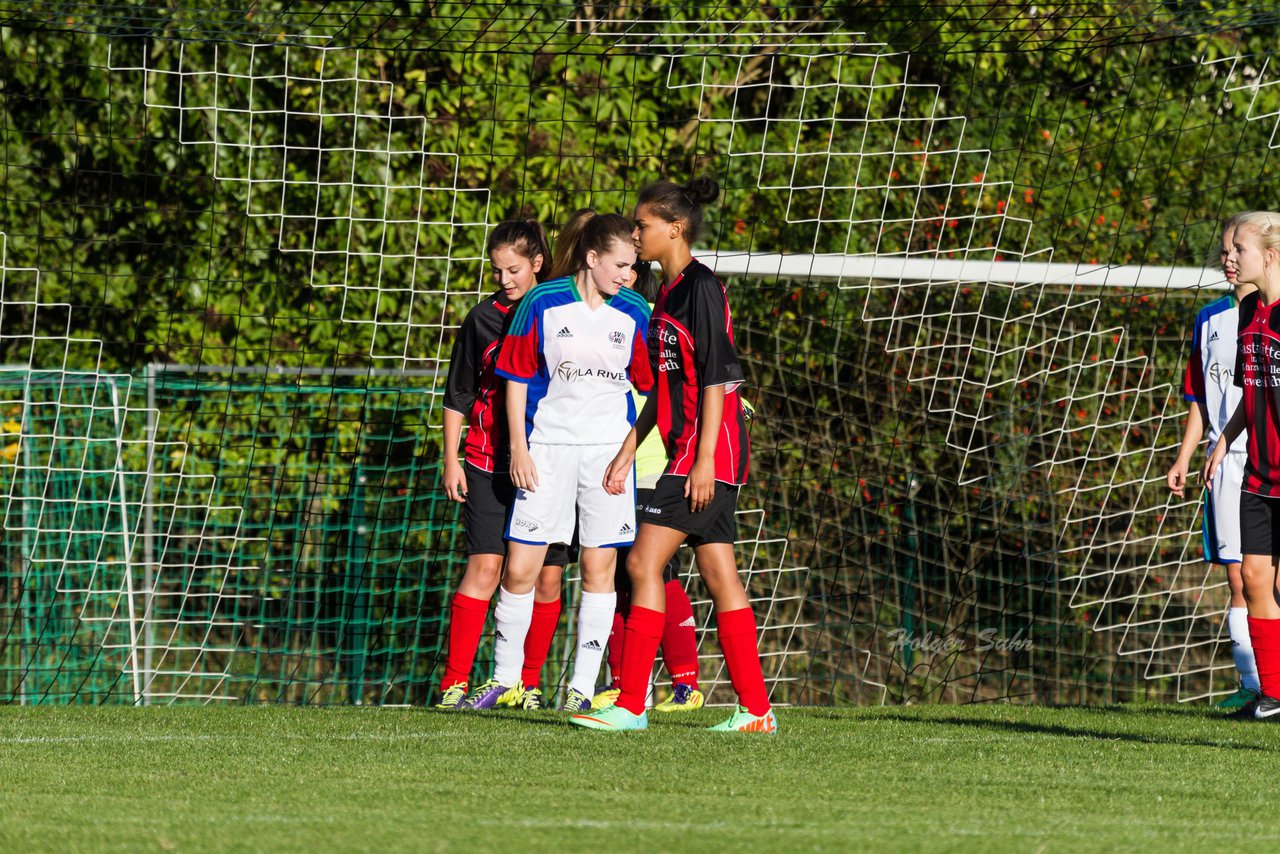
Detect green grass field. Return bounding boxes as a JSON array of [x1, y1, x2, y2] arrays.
[[1, 703, 1278, 852]]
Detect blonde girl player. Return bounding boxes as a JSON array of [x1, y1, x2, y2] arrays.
[[1168, 213, 1259, 712], [436, 220, 572, 711], [461, 213, 654, 712], [572, 177, 775, 733], [1206, 210, 1280, 721]]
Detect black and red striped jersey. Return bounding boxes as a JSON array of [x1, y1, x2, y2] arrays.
[[443, 292, 514, 472], [648, 258, 750, 485], [1234, 291, 1280, 497]]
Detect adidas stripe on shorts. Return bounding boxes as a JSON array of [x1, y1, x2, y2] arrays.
[[506, 442, 637, 549], [1205, 450, 1244, 564]]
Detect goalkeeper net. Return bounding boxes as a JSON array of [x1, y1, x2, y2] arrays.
[[0, 2, 1277, 704]]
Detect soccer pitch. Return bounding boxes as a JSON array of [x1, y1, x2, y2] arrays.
[[0, 705, 1277, 852]]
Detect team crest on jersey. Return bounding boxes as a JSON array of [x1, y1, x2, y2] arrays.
[[608, 330, 626, 349]]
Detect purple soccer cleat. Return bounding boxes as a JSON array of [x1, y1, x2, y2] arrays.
[[459, 679, 521, 710]]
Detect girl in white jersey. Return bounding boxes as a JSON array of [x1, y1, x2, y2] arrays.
[[1167, 213, 1259, 713], [462, 214, 654, 712]]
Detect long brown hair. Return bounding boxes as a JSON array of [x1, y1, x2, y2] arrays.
[[549, 208, 597, 279], [487, 220, 551, 282]]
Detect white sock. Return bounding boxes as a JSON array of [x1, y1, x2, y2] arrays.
[[491, 587, 535, 686], [568, 591, 617, 698], [1228, 606, 1261, 692]]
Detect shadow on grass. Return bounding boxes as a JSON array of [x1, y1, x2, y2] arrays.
[[884, 712, 1269, 751]]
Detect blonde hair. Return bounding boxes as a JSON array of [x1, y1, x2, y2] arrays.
[[1230, 210, 1280, 254]]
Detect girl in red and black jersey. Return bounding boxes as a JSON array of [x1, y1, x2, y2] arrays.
[[570, 177, 775, 733], [435, 220, 571, 711], [1206, 210, 1280, 721]]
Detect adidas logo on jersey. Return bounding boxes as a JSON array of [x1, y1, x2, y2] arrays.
[[557, 326, 573, 338], [581, 639, 603, 651], [619, 522, 634, 535], [1209, 330, 1220, 341], [679, 616, 696, 628], [495, 629, 507, 642]]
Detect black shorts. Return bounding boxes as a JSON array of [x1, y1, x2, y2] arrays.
[[1240, 490, 1280, 557], [616, 488, 681, 594], [463, 463, 574, 565], [638, 474, 739, 546]]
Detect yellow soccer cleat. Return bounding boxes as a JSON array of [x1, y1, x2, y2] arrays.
[[653, 683, 704, 713], [591, 687, 621, 710]]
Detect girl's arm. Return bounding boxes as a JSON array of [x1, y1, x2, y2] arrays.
[[1166, 403, 1205, 497], [506, 380, 538, 492], [604, 392, 658, 495], [442, 408, 467, 502], [1204, 401, 1246, 489], [686, 384, 725, 513]]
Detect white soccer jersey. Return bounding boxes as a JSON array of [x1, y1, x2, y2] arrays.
[[496, 278, 653, 445], [1184, 294, 1246, 453]]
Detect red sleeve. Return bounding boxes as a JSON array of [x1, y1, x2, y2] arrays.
[[628, 317, 654, 394], [495, 294, 542, 383], [1183, 318, 1203, 403]]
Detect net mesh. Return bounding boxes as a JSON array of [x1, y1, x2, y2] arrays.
[[1, 2, 1278, 704]]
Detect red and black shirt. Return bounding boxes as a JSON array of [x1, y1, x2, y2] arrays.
[[648, 258, 750, 485], [1234, 291, 1280, 497], [443, 292, 514, 472]]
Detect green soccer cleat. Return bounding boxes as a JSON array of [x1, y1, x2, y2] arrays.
[[520, 687, 545, 710], [1216, 686, 1261, 712], [569, 704, 648, 732], [653, 683, 704, 713], [708, 705, 777, 734], [434, 682, 468, 710], [591, 687, 620, 710]]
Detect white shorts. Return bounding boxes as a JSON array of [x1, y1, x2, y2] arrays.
[[1204, 450, 1245, 565], [506, 443, 636, 548]]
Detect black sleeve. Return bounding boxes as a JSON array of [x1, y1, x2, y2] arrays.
[[444, 310, 482, 416], [689, 270, 745, 389]]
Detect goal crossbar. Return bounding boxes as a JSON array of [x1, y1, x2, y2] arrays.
[[700, 252, 1226, 290]]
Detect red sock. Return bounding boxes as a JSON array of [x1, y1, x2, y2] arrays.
[[520, 598, 561, 689], [607, 611, 625, 690], [441, 592, 490, 690], [616, 607, 664, 715], [717, 607, 770, 717], [661, 580, 699, 689], [1248, 616, 1280, 700]]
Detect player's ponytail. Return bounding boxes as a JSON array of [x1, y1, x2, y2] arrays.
[[636, 176, 720, 244], [549, 208, 597, 279], [558, 212, 634, 276], [487, 220, 551, 282]]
